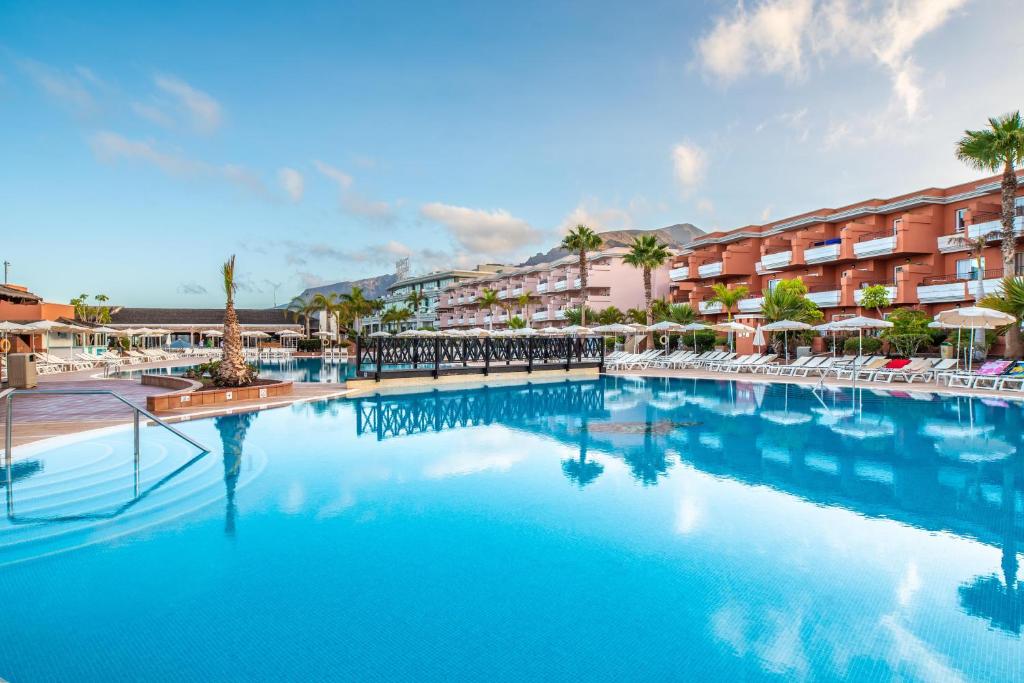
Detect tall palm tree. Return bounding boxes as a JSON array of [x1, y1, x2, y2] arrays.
[[561, 225, 604, 326], [382, 306, 413, 332], [405, 289, 427, 319], [285, 295, 316, 337], [951, 234, 992, 301], [957, 111, 1024, 356], [311, 292, 337, 340], [340, 287, 376, 336], [331, 300, 355, 340], [515, 291, 540, 324], [623, 235, 672, 326], [217, 255, 252, 386], [709, 283, 749, 321], [667, 303, 696, 325], [477, 288, 502, 330]]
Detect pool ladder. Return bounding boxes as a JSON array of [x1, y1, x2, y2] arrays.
[[2, 388, 209, 472]]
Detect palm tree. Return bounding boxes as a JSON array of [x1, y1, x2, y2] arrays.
[[215, 412, 256, 536], [340, 287, 376, 336], [405, 289, 427, 315], [667, 303, 696, 325], [709, 283, 749, 321], [515, 291, 540, 324], [507, 315, 526, 330], [382, 306, 413, 332], [595, 306, 625, 325], [980, 276, 1024, 332], [561, 225, 604, 326], [951, 234, 992, 301], [285, 295, 317, 337], [564, 306, 595, 326], [216, 255, 252, 387], [623, 235, 672, 327], [626, 308, 648, 324], [957, 111, 1024, 356], [311, 292, 337, 341], [477, 288, 502, 330], [331, 300, 355, 340]]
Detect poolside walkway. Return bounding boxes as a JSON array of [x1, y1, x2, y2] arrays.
[[2, 358, 350, 449]]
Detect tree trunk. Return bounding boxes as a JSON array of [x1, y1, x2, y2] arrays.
[[220, 295, 249, 385], [644, 267, 654, 348], [1001, 161, 1023, 358], [579, 250, 588, 327]]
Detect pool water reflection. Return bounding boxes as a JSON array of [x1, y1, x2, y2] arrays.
[[0, 376, 1021, 681]]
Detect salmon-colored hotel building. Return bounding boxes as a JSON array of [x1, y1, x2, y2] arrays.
[[670, 172, 1024, 322]]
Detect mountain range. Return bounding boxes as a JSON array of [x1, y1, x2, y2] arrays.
[[288, 223, 702, 303]]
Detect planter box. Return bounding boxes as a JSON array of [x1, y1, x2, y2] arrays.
[[145, 376, 293, 413]]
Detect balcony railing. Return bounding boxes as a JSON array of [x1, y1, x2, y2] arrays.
[[760, 250, 792, 270], [805, 287, 841, 308], [937, 216, 1024, 252], [537, 282, 548, 293], [698, 300, 724, 314], [697, 261, 723, 278], [853, 284, 897, 305], [737, 297, 763, 313], [804, 243, 841, 264], [853, 232, 896, 258], [921, 269, 1003, 286], [669, 266, 690, 281]]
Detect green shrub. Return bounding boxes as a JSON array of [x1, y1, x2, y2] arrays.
[[297, 338, 322, 352], [683, 329, 718, 352], [843, 336, 882, 354], [886, 333, 930, 357]]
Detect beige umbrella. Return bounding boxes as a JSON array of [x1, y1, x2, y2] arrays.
[[712, 321, 755, 353], [762, 320, 812, 362], [936, 306, 1016, 372]]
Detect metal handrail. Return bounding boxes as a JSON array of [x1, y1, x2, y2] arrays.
[[4, 388, 209, 467]]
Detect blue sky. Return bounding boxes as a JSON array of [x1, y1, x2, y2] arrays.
[[2, 0, 1022, 307]]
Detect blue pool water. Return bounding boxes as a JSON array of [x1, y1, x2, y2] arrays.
[[113, 356, 355, 383], [1, 376, 1022, 681]]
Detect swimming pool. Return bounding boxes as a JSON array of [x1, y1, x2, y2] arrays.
[[1, 376, 1021, 681], [113, 356, 356, 383]]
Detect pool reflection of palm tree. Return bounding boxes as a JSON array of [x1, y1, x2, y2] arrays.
[[562, 417, 603, 488], [215, 412, 257, 536], [622, 403, 672, 486]]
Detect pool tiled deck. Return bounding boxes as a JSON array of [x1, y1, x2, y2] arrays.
[[2, 359, 350, 449]]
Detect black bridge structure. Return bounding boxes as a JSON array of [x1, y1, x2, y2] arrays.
[[353, 379, 608, 441], [354, 335, 605, 381]]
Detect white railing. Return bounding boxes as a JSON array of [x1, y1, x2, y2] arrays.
[[554, 280, 568, 291], [574, 278, 581, 288], [853, 286, 896, 304], [938, 217, 1024, 252], [806, 290, 841, 308], [968, 278, 1004, 299], [512, 287, 523, 296], [804, 243, 840, 264], [699, 301, 723, 314], [669, 266, 690, 281], [698, 261, 723, 278], [853, 236, 896, 259], [537, 283, 548, 293], [760, 251, 792, 270], [916, 282, 968, 303], [533, 311, 549, 321], [738, 297, 763, 313]]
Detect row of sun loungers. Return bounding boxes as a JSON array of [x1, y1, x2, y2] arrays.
[[607, 348, 1024, 393]]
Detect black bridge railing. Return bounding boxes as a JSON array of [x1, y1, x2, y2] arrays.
[[354, 335, 605, 381]]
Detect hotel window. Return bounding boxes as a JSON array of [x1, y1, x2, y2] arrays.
[[765, 279, 781, 293], [1017, 197, 1024, 217], [956, 257, 984, 281], [1015, 253, 1024, 276], [955, 208, 967, 232]]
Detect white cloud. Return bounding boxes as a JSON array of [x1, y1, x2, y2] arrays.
[[558, 202, 633, 234], [313, 160, 353, 190], [695, 0, 967, 118], [90, 131, 269, 197], [153, 74, 223, 132], [697, 198, 715, 214], [278, 167, 304, 202], [420, 202, 544, 257], [672, 142, 707, 192], [19, 59, 98, 113], [341, 192, 395, 223], [131, 101, 176, 128], [760, 205, 773, 221]]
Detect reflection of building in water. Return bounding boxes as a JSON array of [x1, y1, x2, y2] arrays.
[[353, 380, 608, 441]]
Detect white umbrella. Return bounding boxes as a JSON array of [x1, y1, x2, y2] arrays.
[[512, 327, 538, 336], [396, 329, 420, 337], [202, 329, 224, 337], [368, 330, 392, 338], [762, 320, 812, 362], [312, 331, 334, 337], [560, 325, 594, 336], [752, 325, 765, 350], [936, 306, 1016, 372], [828, 316, 894, 390], [537, 326, 562, 335], [591, 323, 634, 335], [680, 321, 711, 350], [0, 321, 31, 333], [464, 327, 491, 336], [277, 330, 303, 337], [648, 320, 683, 332]]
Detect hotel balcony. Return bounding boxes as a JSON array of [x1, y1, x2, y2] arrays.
[[537, 282, 549, 293], [804, 243, 841, 264], [533, 310, 549, 321], [669, 266, 690, 281], [853, 285, 897, 305], [554, 279, 568, 291], [497, 290, 509, 299], [554, 309, 567, 320], [697, 261, 723, 278], [937, 216, 1024, 253], [699, 300, 723, 314], [805, 286, 841, 308], [916, 277, 970, 304], [737, 296, 763, 313], [853, 232, 896, 259], [512, 287, 523, 296], [759, 250, 792, 271]]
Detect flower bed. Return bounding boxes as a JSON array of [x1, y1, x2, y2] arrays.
[[144, 375, 293, 412]]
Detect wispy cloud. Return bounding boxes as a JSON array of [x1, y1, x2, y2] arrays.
[[313, 160, 353, 190], [18, 58, 99, 114], [278, 167, 304, 202], [153, 74, 223, 132], [672, 142, 707, 193], [177, 281, 208, 295], [314, 160, 395, 223]]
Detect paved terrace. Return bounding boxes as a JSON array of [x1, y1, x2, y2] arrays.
[[2, 358, 349, 449]]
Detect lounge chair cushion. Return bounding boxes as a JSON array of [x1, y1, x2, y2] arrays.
[[882, 359, 911, 371], [976, 360, 1013, 376]]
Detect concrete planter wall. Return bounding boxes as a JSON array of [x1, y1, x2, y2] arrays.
[[144, 375, 293, 412]]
